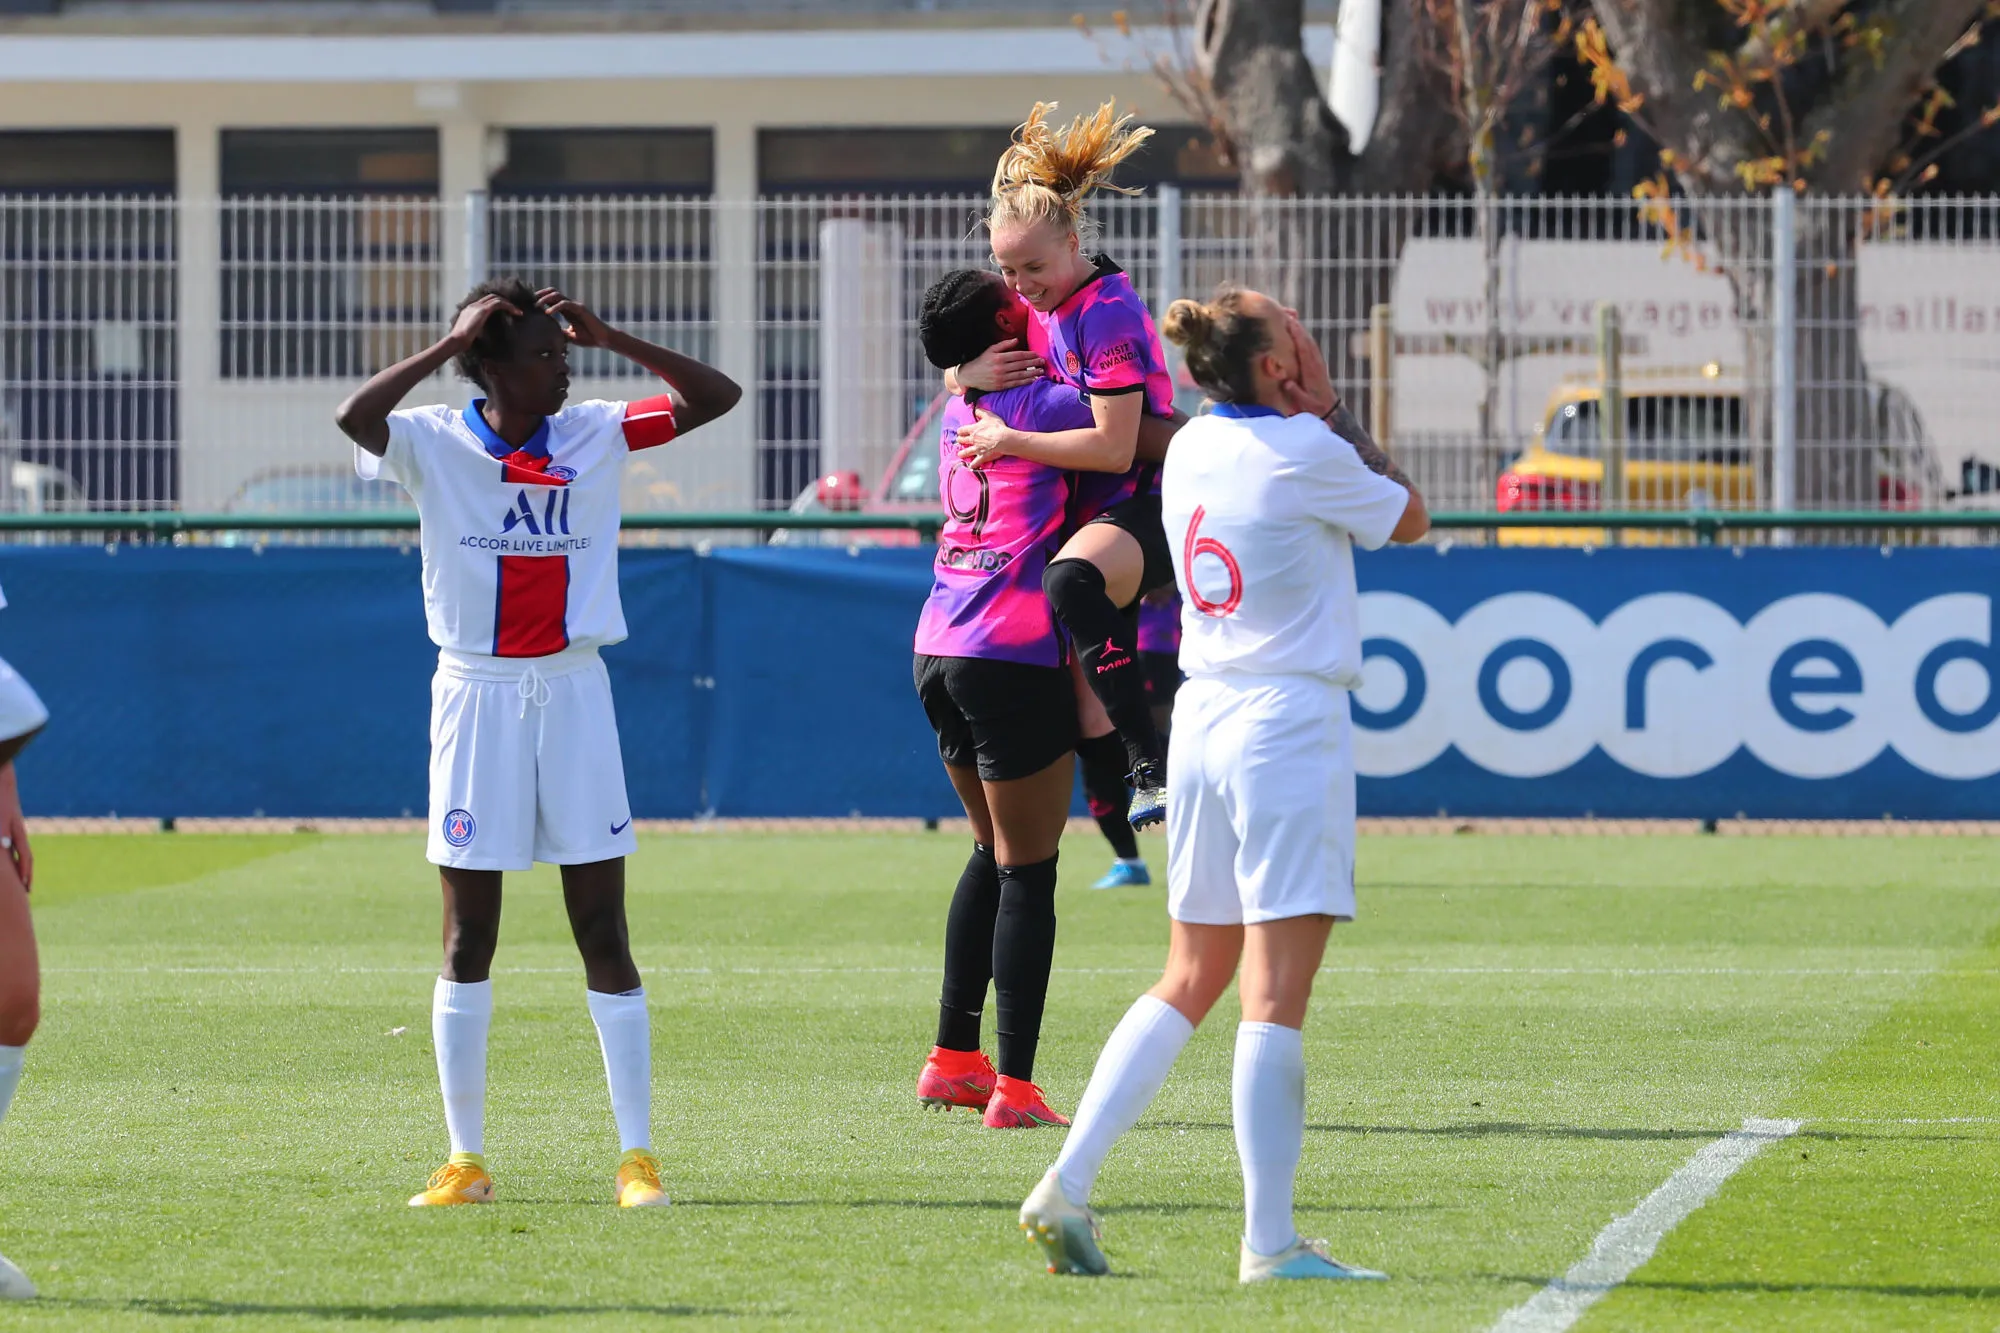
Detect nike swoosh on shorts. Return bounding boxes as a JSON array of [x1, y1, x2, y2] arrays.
[[611, 819, 631, 835]]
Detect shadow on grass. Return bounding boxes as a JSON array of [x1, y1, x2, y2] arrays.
[[62, 1298, 736, 1322], [1490, 1276, 2000, 1301], [1149, 1121, 1978, 1145], [672, 1197, 1436, 1217]]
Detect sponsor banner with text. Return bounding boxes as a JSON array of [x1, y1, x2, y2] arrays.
[[1353, 548, 1999, 819]]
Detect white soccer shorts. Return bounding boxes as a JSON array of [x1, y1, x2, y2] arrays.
[[0, 655, 48, 744], [1166, 674, 1358, 926], [426, 647, 638, 872]]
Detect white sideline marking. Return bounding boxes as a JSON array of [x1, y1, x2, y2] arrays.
[[44, 964, 1983, 978], [1488, 1117, 1802, 1333]]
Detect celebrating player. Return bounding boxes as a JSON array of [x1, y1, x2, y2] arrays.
[[951, 101, 1184, 829], [1137, 586, 1183, 739], [334, 276, 740, 1208], [1016, 287, 1428, 1282], [0, 599, 47, 1300], [1084, 587, 1184, 891], [912, 268, 1137, 1129], [1080, 732, 1147, 890]]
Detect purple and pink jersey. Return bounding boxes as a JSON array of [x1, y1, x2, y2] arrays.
[[915, 378, 1095, 667], [1138, 591, 1182, 656], [1026, 255, 1176, 525]]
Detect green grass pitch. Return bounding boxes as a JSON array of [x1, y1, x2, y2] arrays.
[[1, 831, 1996, 1331]]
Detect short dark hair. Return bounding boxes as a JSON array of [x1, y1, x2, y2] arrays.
[[919, 269, 1011, 371], [451, 276, 547, 391]]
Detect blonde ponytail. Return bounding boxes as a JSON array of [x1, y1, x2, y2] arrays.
[[988, 101, 1155, 245]]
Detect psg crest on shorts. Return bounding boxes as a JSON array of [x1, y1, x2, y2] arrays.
[[442, 809, 476, 848]]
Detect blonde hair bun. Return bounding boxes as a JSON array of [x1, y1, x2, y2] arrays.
[[1161, 298, 1213, 350]]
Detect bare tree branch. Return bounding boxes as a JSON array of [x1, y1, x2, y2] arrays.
[[1735, 0, 1849, 68], [1807, 0, 1990, 190]]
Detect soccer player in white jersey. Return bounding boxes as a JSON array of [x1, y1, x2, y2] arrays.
[[334, 277, 740, 1209], [1017, 286, 1429, 1283], [0, 582, 48, 1298]]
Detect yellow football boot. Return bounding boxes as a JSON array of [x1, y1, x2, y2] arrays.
[[614, 1149, 669, 1208], [408, 1153, 494, 1207]]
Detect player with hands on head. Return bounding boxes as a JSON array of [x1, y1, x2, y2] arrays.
[[1016, 286, 1426, 1284], [948, 101, 1188, 832], [335, 276, 739, 1211]]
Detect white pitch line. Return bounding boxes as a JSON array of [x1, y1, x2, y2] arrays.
[[1489, 1116, 1802, 1333], [41, 964, 1978, 978]]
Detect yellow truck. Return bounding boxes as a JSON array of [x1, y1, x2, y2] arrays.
[[1494, 365, 1930, 544]]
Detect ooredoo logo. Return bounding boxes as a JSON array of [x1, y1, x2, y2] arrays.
[[1352, 591, 1999, 780]]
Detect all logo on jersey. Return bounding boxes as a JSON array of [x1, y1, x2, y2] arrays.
[[501, 488, 572, 537], [460, 484, 591, 554], [442, 809, 477, 848]]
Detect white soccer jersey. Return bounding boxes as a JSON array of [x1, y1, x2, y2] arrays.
[[1161, 403, 1410, 685], [355, 395, 677, 658]]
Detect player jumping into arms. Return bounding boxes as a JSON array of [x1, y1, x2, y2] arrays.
[[0, 594, 47, 1299], [1085, 586, 1184, 891], [335, 277, 740, 1208], [912, 269, 1141, 1129], [1017, 288, 1428, 1282], [951, 102, 1185, 831]]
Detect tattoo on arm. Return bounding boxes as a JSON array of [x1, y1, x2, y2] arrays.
[[1325, 399, 1413, 490]]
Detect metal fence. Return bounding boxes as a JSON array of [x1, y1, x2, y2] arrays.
[[3, 190, 1998, 538]]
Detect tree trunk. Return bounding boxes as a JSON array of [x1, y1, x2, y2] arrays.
[[1791, 203, 1876, 512], [1689, 194, 1874, 522], [1193, 0, 1457, 425]]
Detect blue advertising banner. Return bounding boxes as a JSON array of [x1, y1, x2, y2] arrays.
[[0, 544, 1992, 820], [1351, 547, 2000, 819]]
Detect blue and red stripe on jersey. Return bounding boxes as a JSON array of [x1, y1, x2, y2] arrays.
[[492, 556, 570, 658]]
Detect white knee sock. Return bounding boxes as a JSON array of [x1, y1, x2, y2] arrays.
[[1234, 1020, 1307, 1256], [0, 1045, 22, 1126], [586, 988, 651, 1153], [432, 978, 492, 1157], [1053, 994, 1194, 1205]]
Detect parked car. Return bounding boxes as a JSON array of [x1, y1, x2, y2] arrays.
[[771, 391, 949, 546], [2, 461, 83, 514], [213, 465, 414, 546], [774, 362, 1207, 547], [1494, 365, 1934, 544]]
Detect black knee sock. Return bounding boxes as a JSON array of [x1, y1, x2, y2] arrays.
[[1078, 735, 1139, 860], [992, 855, 1060, 1082], [936, 842, 999, 1052], [1045, 558, 1166, 774]]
